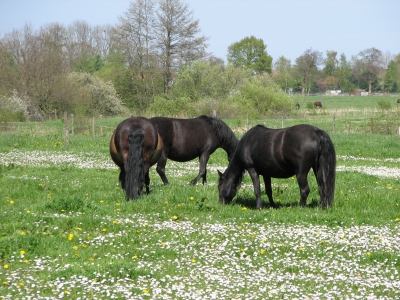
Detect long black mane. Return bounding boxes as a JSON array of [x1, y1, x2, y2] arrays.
[[199, 115, 239, 155]]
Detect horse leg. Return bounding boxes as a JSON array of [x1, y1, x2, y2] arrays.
[[296, 173, 310, 207], [263, 176, 276, 208], [156, 152, 169, 185], [248, 168, 263, 209], [144, 170, 150, 194], [190, 152, 209, 185]]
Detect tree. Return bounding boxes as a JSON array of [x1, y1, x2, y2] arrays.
[[383, 60, 399, 92], [357, 47, 384, 94], [227, 36, 272, 74], [294, 49, 323, 96], [273, 56, 293, 91], [154, 0, 208, 93], [323, 51, 338, 77]]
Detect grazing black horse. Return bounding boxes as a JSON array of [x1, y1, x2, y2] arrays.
[[110, 117, 163, 199], [218, 124, 336, 209], [150, 115, 239, 185]]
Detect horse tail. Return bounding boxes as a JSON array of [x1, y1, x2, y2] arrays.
[[125, 126, 145, 199], [316, 130, 336, 208]]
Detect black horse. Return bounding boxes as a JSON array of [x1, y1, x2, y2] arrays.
[[110, 117, 163, 199], [150, 115, 239, 185], [218, 124, 336, 209]]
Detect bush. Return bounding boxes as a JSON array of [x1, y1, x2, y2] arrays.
[[377, 99, 391, 110], [147, 96, 196, 117]]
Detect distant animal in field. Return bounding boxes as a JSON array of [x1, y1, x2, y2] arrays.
[[397, 99, 400, 104], [295, 102, 300, 110], [110, 117, 163, 199], [150, 115, 239, 185], [218, 124, 336, 209], [314, 101, 322, 108], [349, 91, 357, 96]]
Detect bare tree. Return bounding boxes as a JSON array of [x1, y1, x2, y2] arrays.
[[357, 47, 384, 94], [294, 49, 323, 96], [154, 0, 208, 93]]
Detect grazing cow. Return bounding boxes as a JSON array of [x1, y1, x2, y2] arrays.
[[397, 99, 400, 104]]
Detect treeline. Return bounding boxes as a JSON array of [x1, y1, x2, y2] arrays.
[[0, 0, 399, 122]]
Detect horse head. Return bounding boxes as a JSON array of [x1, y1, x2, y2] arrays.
[[217, 170, 237, 205]]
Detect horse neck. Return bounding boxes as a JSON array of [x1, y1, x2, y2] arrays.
[[220, 133, 239, 159], [225, 156, 244, 187]]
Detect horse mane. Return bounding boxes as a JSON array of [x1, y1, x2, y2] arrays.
[[198, 115, 239, 148]]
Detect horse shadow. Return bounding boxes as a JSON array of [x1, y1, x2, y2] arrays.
[[233, 195, 320, 209]]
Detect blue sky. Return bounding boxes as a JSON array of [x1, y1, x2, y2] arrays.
[[0, 0, 398, 63]]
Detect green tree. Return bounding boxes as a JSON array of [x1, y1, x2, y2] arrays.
[[356, 47, 384, 94], [273, 56, 293, 92], [294, 49, 323, 96], [227, 36, 272, 74], [383, 60, 399, 92]]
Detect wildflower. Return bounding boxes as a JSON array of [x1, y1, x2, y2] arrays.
[[100, 200, 104, 203], [26, 210, 31, 213], [89, 257, 94, 261], [132, 255, 138, 259], [68, 233, 74, 241], [9, 200, 14, 204], [190, 196, 194, 200], [395, 218, 400, 221], [143, 290, 149, 294], [172, 215, 179, 220], [241, 206, 247, 211], [191, 259, 197, 263], [23, 259, 29, 263], [3, 264, 9, 269], [19, 282, 24, 287], [20, 250, 25, 255], [298, 247, 304, 251], [3, 281, 9, 285], [102, 228, 107, 232], [20, 231, 26, 235], [73, 246, 79, 250]]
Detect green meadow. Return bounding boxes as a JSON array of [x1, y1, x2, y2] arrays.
[[0, 95, 400, 299]]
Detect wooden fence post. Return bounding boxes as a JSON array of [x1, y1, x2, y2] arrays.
[[71, 114, 74, 136], [92, 117, 95, 136], [64, 111, 70, 148]]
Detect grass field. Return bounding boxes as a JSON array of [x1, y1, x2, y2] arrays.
[[1, 96, 400, 299]]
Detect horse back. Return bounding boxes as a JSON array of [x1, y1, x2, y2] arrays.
[[238, 125, 319, 178], [150, 116, 217, 161]]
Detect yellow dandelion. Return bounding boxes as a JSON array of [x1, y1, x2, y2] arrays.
[[143, 290, 149, 294], [9, 200, 14, 204], [20, 231, 26, 235], [260, 249, 266, 254], [68, 233, 74, 241], [172, 215, 179, 220], [3, 281, 9, 285], [102, 228, 107, 232], [3, 264, 9, 269], [133, 255, 138, 259], [189, 196, 194, 200], [20, 250, 25, 255], [99, 200, 104, 203], [26, 210, 31, 213], [73, 246, 79, 250], [366, 252, 371, 256], [191, 259, 197, 263], [23, 259, 29, 263], [241, 206, 247, 211], [19, 282, 24, 287], [298, 247, 304, 251], [89, 257, 94, 261]]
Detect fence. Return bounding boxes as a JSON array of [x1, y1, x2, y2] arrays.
[[2, 110, 400, 147]]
